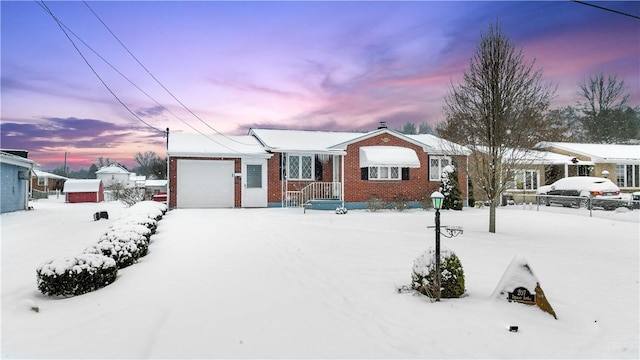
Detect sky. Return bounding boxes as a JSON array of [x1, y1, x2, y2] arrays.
[[1, 1, 639, 170]]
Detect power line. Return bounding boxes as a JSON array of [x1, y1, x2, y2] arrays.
[[37, 0, 165, 134], [37, 1, 250, 156], [82, 1, 255, 146], [571, 0, 640, 20]]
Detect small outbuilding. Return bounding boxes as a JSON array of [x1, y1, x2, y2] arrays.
[[63, 179, 104, 203]]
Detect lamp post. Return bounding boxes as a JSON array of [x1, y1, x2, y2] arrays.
[[431, 191, 444, 302]]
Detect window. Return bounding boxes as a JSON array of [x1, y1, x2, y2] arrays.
[[246, 165, 262, 188], [429, 156, 451, 181], [38, 177, 46, 186], [617, 164, 640, 188], [367, 166, 400, 180], [507, 170, 539, 190], [287, 154, 313, 180]]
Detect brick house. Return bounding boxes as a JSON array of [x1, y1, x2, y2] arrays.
[[167, 125, 470, 209]]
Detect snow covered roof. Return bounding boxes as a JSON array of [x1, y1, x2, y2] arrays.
[[63, 179, 102, 193], [33, 169, 68, 180], [513, 149, 594, 165], [535, 142, 640, 164], [359, 146, 421, 168], [168, 133, 272, 158], [407, 134, 472, 155], [249, 128, 355, 154], [250, 128, 471, 156], [145, 179, 167, 187], [0, 151, 38, 168], [96, 164, 130, 174]]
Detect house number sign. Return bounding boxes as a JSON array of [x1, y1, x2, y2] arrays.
[[507, 287, 535, 304]]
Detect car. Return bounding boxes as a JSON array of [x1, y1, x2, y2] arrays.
[[536, 176, 623, 210]]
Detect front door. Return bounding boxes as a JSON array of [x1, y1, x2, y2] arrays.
[[241, 158, 268, 207]]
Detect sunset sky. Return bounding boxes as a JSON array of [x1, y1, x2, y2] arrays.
[[1, 1, 638, 170]]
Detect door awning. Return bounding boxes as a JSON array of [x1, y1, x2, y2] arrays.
[[359, 146, 421, 168]]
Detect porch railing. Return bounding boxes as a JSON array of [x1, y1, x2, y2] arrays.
[[285, 181, 341, 207]]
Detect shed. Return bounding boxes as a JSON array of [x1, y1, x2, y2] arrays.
[[63, 179, 104, 203]]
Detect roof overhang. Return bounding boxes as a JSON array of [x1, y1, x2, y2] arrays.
[[359, 146, 421, 168]]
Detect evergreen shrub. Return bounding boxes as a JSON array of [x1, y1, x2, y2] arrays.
[[36, 254, 117, 296], [411, 247, 465, 298]]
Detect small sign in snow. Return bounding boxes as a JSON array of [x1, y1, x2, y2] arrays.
[[508, 287, 535, 304]]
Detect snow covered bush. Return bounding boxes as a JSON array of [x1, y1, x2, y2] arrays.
[[113, 214, 159, 234], [36, 254, 117, 297], [129, 200, 167, 220], [411, 247, 465, 299], [335, 206, 348, 214], [84, 227, 150, 268]]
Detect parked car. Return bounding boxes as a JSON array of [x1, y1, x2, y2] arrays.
[[536, 177, 623, 210]]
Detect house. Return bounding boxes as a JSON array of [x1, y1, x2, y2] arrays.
[[167, 125, 470, 209], [63, 179, 104, 203], [535, 142, 640, 191], [0, 151, 37, 213], [95, 164, 134, 188], [31, 170, 68, 198]]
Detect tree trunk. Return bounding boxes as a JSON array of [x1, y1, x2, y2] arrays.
[[489, 201, 497, 233]]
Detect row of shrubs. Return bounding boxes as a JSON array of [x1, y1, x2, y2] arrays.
[[36, 201, 168, 297]]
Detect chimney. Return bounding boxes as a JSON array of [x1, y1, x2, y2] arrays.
[[378, 121, 387, 129]]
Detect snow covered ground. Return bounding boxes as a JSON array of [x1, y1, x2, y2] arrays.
[[2, 197, 638, 359]]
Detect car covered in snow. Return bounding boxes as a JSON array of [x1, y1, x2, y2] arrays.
[[536, 176, 623, 210]]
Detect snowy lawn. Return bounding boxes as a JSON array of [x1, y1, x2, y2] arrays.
[[2, 198, 638, 359]]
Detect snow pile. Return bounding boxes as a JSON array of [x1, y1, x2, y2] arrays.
[[36, 254, 117, 296]]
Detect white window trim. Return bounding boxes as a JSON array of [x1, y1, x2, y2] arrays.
[[287, 154, 314, 180], [508, 169, 539, 190], [617, 164, 639, 188], [429, 156, 452, 181], [368, 166, 401, 181]]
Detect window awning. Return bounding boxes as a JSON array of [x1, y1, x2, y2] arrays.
[[359, 146, 421, 168]]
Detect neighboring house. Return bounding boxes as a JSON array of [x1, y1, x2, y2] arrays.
[[63, 179, 104, 203], [0, 151, 37, 213], [145, 179, 168, 195], [32, 169, 68, 194], [95, 164, 134, 188], [535, 142, 640, 191], [167, 124, 470, 209]]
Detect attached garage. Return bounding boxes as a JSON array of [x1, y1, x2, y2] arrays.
[[177, 159, 234, 208], [168, 133, 272, 209]]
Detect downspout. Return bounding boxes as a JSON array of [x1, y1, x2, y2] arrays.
[[165, 128, 170, 209], [341, 153, 345, 208], [465, 155, 469, 207]]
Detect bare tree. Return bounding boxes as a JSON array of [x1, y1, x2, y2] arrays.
[[440, 21, 555, 233], [578, 73, 637, 143]]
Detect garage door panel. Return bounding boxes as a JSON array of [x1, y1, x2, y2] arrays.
[[177, 160, 234, 208]]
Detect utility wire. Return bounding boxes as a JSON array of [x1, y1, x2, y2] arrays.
[[37, 0, 165, 134], [82, 1, 255, 146], [37, 1, 250, 155], [571, 0, 640, 20]]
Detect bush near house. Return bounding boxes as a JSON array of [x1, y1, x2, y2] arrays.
[[411, 247, 466, 299], [36, 254, 118, 297]]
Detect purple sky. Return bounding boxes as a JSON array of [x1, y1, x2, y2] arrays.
[[1, 1, 638, 170]]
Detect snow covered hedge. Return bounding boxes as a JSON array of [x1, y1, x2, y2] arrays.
[[36, 254, 117, 296], [36, 201, 169, 297], [411, 248, 466, 299]]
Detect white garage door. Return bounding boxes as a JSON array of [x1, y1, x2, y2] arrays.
[[177, 159, 234, 208]]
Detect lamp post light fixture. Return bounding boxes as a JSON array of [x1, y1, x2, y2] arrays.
[[431, 191, 444, 302]]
